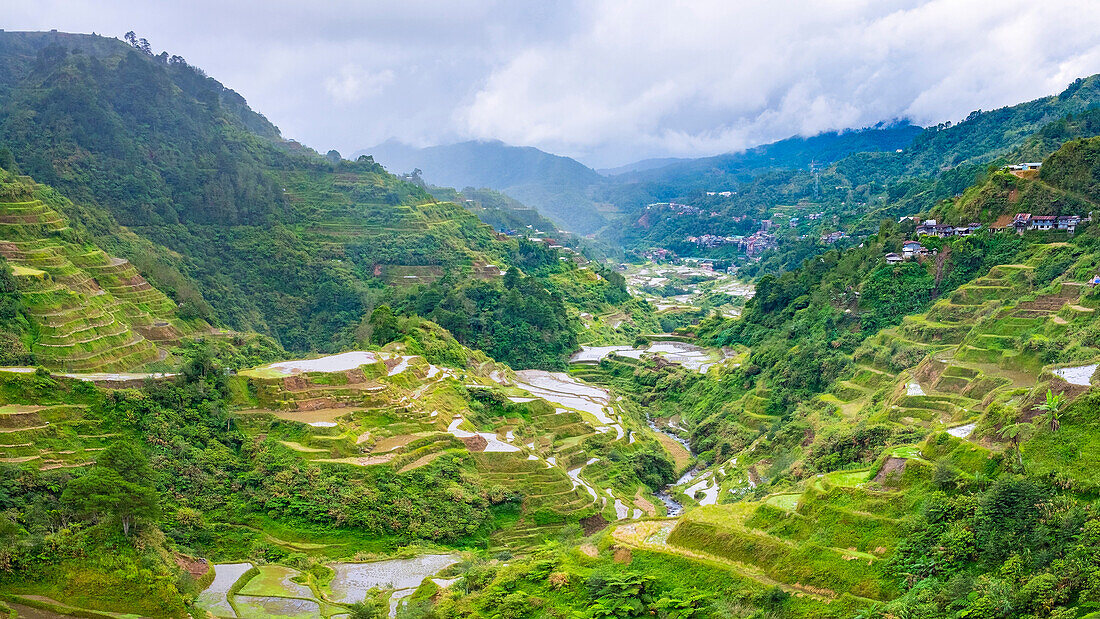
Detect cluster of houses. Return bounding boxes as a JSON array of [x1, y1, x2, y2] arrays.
[[704, 190, 736, 197], [642, 247, 675, 261], [992, 213, 1082, 234], [645, 202, 719, 217], [739, 231, 776, 256], [888, 211, 1089, 263], [821, 230, 847, 244], [913, 214, 1083, 238], [914, 220, 983, 237], [885, 240, 932, 264], [686, 234, 739, 248], [1003, 162, 1042, 172], [682, 228, 776, 256], [497, 227, 587, 264]]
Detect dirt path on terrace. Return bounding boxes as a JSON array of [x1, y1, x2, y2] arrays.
[[398, 451, 445, 473], [238, 408, 356, 424], [634, 489, 657, 516], [653, 431, 691, 471]]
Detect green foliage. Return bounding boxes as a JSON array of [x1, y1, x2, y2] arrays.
[[888, 478, 1100, 619], [398, 269, 579, 370], [369, 305, 401, 346], [60, 442, 160, 536], [0, 258, 31, 365]]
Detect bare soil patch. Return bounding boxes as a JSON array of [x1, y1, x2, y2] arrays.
[[633, 489, 656, 516], [372, 434, 421, 453], [460, 434, 488, 451], [873, 458, 907, 486], [398, 451, 446, 473], [239, 408, 355, 424], [175, 554, 209, 578], [612, 546, 633, 564], [580, 514, 609, 536]]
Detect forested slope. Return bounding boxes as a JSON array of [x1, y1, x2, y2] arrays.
[[0, 31, 625, 369]]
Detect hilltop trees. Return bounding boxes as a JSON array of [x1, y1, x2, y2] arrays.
[[61, 442, 160, 536]]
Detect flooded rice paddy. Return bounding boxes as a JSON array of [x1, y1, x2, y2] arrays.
[[235, 596, 320, 618], [329, 554, 460, 616], [1054, 363, 1098, 386], [259, 351, 381, 375], [947, 422, 977, 438], [569, 340, 724, 373], [196, 562, 253, 616], [513, 370, 613, 420], [447, 417, 520, 452], [197, 554, 460, 618]]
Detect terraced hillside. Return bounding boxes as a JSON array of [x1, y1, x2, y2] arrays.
[[0, 402, 113, 473], [228, 333, 675, 550], [0, 177, 206, 371], [596, 239, 1100, 608]]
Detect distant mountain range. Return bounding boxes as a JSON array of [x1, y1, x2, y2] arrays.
[[355, 140, 608, 233], [358, 125, 925, 234], [360, 74, 1100, 238], [596, 158, 691, 176]]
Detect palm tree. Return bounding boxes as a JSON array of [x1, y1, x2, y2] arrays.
[[999, 421, 1035, 468], [1035, 389, 1065, 432]]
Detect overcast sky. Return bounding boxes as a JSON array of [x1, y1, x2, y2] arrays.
[[10, 0, 1100, 167]]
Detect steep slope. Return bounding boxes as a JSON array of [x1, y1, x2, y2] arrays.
[[359, 140, 609, 233], [931, 135, 1100, 225], [0, 170, 206, 370], [0, 31, 600, 367], [423, 184, 563, 236], [579, 139, 1100, 618]]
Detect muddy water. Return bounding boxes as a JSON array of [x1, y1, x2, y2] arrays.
[[196, 562, 253, 617], [8, 603, 71, 619], [328, 554, 459, 604]]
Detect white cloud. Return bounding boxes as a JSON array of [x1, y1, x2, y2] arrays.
[[323, 66, 395, 104], [460, 0, 1100, 165], [7, 0, 1100, 166]]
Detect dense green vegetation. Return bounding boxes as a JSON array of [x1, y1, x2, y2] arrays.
[[0, 31, 632, 371], [7, 27, 1100, 619]]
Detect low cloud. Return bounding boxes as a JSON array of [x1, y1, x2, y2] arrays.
[[324, 66, 395, 104], [460, 0, 1100, 166], [8, 0, 1100, 167]]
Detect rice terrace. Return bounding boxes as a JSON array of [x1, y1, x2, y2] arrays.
[[4, 8, 1100, 619]]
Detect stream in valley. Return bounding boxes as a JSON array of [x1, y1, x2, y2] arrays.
[[647, 419, 698, 516]]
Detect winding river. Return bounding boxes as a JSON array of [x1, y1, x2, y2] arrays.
[[647, 418, 698, 516]]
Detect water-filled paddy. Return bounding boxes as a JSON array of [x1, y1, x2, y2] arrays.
[[569, 341, 721, 373], [327, 554, 460, 604], [239, 564, 312, 598], [196, 562, 253, 616], [513, 370, 615, 422], [447, 417, 520, 452], [947, 422, 976, 438], [234, 595, 320, 618], [1054, 363, 1097, 386], [256, 351, 381, 375]]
